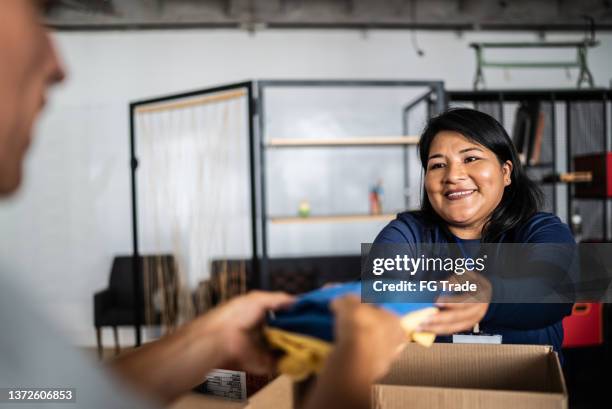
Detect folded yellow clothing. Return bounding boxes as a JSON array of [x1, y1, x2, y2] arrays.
[[400, 306, 438, 347], [264, 307, 438, 381], [264, 327, 332, 381]]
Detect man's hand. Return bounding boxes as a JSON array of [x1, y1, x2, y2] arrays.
[[418, 271, 492, 335], [192, 291, 295, 374], [304, 296, 407, 409], [111, 291, 294, 404], [331, 295, 407, 383]]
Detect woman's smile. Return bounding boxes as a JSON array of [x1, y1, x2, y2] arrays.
[[444, 189, 477, 201]]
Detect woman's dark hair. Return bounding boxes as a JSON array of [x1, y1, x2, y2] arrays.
[[417, 107, 542, 242]]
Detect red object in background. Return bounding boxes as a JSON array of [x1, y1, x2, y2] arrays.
[[562, 303, 604, 348], [574, 152, 612, 198]]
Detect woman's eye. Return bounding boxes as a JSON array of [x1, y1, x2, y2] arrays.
[[429, 163, 445, 170], [465, 156, 480, 163]]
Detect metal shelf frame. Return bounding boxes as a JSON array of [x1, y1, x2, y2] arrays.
[[256, 80, 445, 290], [129, 81, 257, 345]]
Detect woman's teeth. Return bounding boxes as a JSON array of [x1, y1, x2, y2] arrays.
[[446, 190, 474, 199]]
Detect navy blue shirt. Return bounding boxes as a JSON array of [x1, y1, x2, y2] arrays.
[[373, 211, 574, 355]]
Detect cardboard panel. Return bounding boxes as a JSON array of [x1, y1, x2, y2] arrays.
[[546, 352, 568, 395], [379, 344, 559, 392], [248, 375, 295, 409], [170, 395, 246, 409], [372, 385, 567, 409]]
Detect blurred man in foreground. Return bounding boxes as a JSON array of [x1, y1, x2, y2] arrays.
[[0, 1, 407, 408]]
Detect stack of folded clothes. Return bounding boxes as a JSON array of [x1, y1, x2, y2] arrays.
[[265, 282, 438, 380]]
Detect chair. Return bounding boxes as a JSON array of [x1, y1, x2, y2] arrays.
[[94, 254, 176, 359]]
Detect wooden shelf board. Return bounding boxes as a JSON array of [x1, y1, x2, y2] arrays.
[[266, 136, 419, 147], [269, 213, 397, 224], [135, 89, 246, 114], [525, 162, 554, 169]]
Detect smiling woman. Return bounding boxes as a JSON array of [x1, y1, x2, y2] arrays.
[[418, 108, 541, 242], [373, 108, 574, 356]]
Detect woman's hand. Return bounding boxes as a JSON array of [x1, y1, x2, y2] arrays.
[[418, 271, 492, 335]]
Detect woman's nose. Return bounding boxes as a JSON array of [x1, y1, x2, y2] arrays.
[[444, 162, 468, 183]]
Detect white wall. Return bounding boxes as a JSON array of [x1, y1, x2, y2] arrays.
[[1, 28, 611, 346]]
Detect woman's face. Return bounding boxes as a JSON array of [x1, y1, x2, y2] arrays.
[[424, 131, 512, 234]]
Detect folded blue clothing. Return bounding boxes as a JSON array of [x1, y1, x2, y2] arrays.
[[267, 282, 434, 342]]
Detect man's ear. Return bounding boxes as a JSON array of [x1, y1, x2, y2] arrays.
[[502, 160, 513, 186]]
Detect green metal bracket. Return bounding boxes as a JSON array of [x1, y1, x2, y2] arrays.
[[471, 40, 599, 89]]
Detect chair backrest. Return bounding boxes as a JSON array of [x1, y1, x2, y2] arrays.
[[109, 254, 176, 307]]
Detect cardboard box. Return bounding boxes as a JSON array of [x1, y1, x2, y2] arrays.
[[175, 344, 567, 409], [370, 344, 567, 409]]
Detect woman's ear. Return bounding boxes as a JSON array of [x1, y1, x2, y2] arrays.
[[502, 160, 513, 186]]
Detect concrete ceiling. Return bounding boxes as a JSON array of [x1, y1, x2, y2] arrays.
[[45, 0, 612, 31]]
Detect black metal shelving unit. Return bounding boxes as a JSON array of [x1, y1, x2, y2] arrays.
[[449, 89, 612, 409], [255, 80, 446, 290], [448, 88, 612, 242]]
